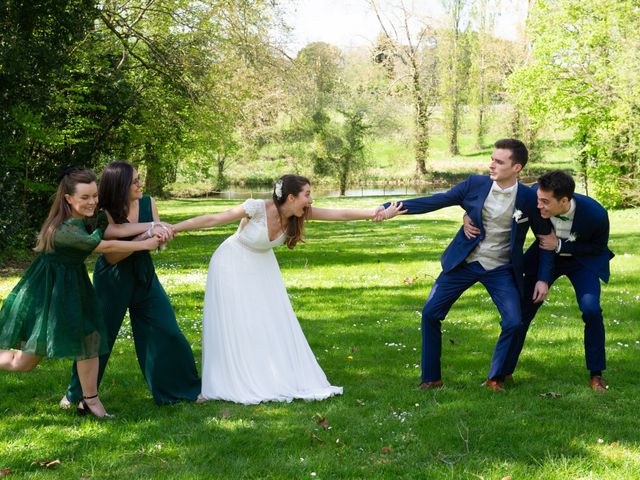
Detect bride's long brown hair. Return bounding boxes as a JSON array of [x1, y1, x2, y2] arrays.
[[273, 174, 311, 249]]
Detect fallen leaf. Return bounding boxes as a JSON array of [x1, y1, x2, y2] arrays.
[[346, 355, 353, 360], [314, 415, 330, 430], [538, 391, 562, 398], [309, 431, 324, 444], [31, 459, 61, 469], [403, 276, 417, 285], [501, 476, 513, 480], [355, 399, 366, 406], [219, 409, 231, 419], [351, 346, 359, 353], [380, 446, 393, 454], [0, 468, 11, 477]]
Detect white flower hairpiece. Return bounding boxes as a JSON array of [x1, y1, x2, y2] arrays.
[[512, 209, 523, 221], [274, 179, 283, 199]]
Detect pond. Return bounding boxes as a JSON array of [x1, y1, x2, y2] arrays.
[[204, 184, 448, 200]]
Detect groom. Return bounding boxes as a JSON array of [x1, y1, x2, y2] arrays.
[[380, 138, 554, 391], [501, 170, 615, 390]]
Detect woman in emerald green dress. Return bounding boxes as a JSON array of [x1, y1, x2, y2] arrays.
[[0, 168, 164, 418], [62, 162, 200, 406]]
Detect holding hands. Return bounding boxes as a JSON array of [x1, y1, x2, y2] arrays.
[[372, 202, 406, 222], [137, 222, 175, 249], [141, 235, 163, 251]]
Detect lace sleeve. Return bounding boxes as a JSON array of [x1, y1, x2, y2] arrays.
[[55, 221, 103, 253], [242, 199, 263, 218]]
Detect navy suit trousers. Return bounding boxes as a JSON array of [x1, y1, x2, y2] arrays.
[[421, 261, 522, 382], [504, 257, 606, 374]]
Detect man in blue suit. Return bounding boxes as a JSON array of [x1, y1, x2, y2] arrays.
[[381, 138, 554, 391], [502, 170, 614, 390]]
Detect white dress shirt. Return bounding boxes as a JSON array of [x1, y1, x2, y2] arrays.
[[550, 198, 576, 255]]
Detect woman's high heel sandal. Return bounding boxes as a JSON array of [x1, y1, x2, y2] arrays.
[[76, 394, 115, 419]]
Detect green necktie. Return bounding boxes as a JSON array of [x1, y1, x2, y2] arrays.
[[555, 215, 570, 221]]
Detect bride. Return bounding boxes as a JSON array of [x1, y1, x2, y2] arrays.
[[173, 174, 402, 405]]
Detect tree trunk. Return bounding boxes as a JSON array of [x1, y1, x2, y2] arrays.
[[447, 3, 462, 156], [412, 70, 429, 176], [449, 100, 460, 155], [215, 152, 227, 192], [144, 143, 164, 197], [476, 102, 485, 150], [339, 160, 349, 196]]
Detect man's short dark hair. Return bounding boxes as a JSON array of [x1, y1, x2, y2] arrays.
[[494, 138, 528, 168], [538, 170, 575, 201]]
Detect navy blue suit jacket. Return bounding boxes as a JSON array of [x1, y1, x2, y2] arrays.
[[526, 190, 614, 283], [385, 175, 554, 295]]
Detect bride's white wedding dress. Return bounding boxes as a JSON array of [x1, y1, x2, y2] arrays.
[[199, 199, 343, 404]]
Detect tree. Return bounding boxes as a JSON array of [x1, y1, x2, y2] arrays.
[[440, 0, 471, 156], [1, 0, 288, 254], [507, 0, 640, 207], [0, 0, 103, 251], [469, 0, 498, 149], [369, 0, 439, 176], [311, 109, 370, 196]]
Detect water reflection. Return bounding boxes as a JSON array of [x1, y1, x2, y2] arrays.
[[208, 185, 446, 200]]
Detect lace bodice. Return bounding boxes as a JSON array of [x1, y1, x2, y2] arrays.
[[235, 199, 285, 251], [43, 217, 104, 264]]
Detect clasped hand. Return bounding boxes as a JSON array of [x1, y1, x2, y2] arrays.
[[372, 202, 406, 222], [150, 222, 176, 245], [536, 230, 559, 251], [462, 214, 549, 303]]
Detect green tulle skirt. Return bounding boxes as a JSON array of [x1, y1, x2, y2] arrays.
[[0, 253, 108, 360]]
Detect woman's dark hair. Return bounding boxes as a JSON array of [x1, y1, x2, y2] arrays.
[[273, 174, 311, 249], [98, 161, 135, 223], [35, 168, 97, 252]]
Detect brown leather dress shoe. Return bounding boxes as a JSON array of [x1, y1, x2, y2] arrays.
[[590, 375, 608, 391], [419, 380, 444, 390], [483, 379, 505, 392]]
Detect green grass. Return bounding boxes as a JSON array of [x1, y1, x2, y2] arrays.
[[1, 197, 639, 479]]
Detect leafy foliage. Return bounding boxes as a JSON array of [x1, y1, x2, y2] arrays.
[[0, 0, 284, 253], [507, 0, 640, 207]]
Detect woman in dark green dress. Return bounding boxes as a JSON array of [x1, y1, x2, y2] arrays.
[[63, 162, 200, 406], [0, 168, 163, 418]]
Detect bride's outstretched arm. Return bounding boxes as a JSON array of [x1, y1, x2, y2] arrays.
[[308, 202, 405, 221], [173, 204, 247, 233]]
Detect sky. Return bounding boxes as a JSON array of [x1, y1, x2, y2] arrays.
[[285, 0, 528, 54]]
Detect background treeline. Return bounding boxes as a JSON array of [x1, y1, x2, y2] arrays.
[[1, 0, 639, 253]]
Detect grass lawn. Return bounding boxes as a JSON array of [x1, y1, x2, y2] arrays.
[[1, 197, 639, 479]]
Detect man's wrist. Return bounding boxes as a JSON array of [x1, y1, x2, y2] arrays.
[[555, 239, 562, 253]]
